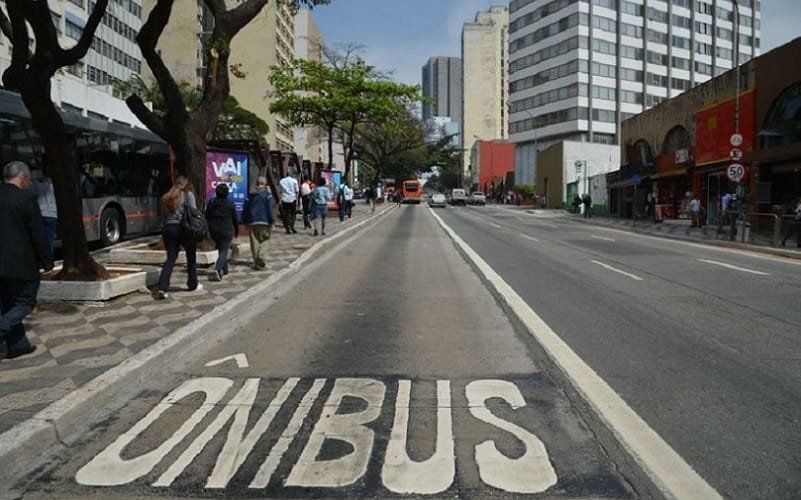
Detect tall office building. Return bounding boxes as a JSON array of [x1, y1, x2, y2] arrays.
[[421, 56, 462, 123], [0, 0, 145, 125], [461, 6, 509, 187], [508, 0, 760, 185], [141, 0, 296, 151], [294, 9, 325, 164]]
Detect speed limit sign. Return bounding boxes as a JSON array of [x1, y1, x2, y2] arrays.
[[727, 163, 746, 182]]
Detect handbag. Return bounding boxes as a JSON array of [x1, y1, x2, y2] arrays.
[[181, 195, 208, 242]]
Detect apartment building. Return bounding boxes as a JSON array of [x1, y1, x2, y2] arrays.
[[508, 0, 761, 185], [141, 0, 296, 151], [294, 9, 324, 164], [421, 56, 462, 124], [0, 0, 145, 125], [462, 5, 510, 188]]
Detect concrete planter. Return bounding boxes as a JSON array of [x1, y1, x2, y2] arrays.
[[108, 243, 218, 266], [38, 267, 150, 302]]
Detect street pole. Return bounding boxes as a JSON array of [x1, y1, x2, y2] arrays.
[[733, 1, 746, 242]]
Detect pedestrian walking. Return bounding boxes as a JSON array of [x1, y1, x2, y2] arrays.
[[0, 161, 53, 359], [156, 176, 200, 299], [300, 176, 313, 229], [31, 173, 58, 254], [278, 170, 299, 234], [311, 177, 333, 236], [242, 176, 275, 270], [205, 184, 238, 281], [582, 193, 592, 218], [337, 183, 347, 222], [689, 194, 703, 227], [343, 183, 354, 219], [780, 198, 801, 248], [365, 185, 376, 213]]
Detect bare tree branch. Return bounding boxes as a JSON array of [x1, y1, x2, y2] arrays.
[[225, 0, 269, 37], [61, 0, 110, 65], [2, 1, 30, 89], [0, 5, 13, 40], [126, 95, 168, 139]]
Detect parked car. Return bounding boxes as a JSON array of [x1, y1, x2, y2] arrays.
[[428, 193, 447, 208], [468, 191, 487, 206], [449, 188, 467, 205]]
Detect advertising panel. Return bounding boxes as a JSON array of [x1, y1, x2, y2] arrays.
[[206, 150, 249, 219], [695, 91, 756, 166], [319, 169, 342, 209]]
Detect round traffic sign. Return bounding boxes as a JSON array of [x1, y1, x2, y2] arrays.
[[730, 133, 743, 147], [727, 163, 746, 183], [730, 148, 743, 161]]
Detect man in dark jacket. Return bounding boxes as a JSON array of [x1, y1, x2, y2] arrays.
[[242, 176, 275, 270], [0, 161, 54, 359]]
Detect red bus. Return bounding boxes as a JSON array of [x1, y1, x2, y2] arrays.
[[401, 179, 422, 204]]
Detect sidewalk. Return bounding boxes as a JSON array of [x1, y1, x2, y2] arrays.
[[535, 208, 801, 259], [0, 202, 388, 436]]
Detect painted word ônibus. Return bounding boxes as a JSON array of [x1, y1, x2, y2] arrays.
[[76, 377, 558, 494]]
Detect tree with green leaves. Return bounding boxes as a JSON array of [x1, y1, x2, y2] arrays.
[[0, 0, 110, 280], [269, 53, 420, 182], [125, 0, 329, 198]]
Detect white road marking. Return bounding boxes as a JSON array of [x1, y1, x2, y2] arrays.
[[285, 378, 386, 488], [205, 353, 249, 368], [591, 260, 644, 281], [520, 234, 540, 242], [381, 380, 454, 494], [591, 235, 616, 242], [490, 223, 502, 229], [467, 380, 557, 493], [539, 223, 558, 229], [429, 209, 722, 500], [697, 259, 770, 276]]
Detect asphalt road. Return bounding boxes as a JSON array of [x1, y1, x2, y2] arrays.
[[435, 204, 801, 500], [16, 204, 659, 499]]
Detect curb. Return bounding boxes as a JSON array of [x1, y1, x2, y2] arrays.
[[0, 205, 394, 494]]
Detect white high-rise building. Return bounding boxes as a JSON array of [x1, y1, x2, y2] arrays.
[[508, 0, 760, 184], [462, 5, 509, 188], [0, 0, 145, 126], [422, 56, 462, 123]]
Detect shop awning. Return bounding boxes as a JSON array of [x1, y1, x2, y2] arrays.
[[649, 167, 687, 180], [609, 178, 640, 189]]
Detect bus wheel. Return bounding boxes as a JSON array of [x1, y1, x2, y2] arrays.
[[100, 208, 124, 247]]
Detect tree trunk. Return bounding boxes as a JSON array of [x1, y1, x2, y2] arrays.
[[327, 124, 335, 171], [22, 86, 107, 280], [168, 121, 209, 207]]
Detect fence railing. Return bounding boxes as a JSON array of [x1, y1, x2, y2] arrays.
[[714, 210, 788, 246]]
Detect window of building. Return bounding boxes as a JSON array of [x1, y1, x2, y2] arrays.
[[671, 56, 690, 70], [65, 20, 83, 40], [68, 0, 85, 8], [760, 82, 801, 148]]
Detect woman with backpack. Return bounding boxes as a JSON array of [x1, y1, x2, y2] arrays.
[[311, 177, 333, 236], [156, 176, 200, 299], [205, 183, 239, 281]]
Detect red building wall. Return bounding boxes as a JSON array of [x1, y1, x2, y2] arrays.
[[478, 141, 515, 194], [695, 90, 756, 166]]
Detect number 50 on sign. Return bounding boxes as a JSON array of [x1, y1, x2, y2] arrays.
[[727, 163, 746, 183]]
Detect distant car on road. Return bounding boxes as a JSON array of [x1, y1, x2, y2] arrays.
[[428, 193, 447, 208], [449, 188, 467, 205], [468, 191, 487, 206]]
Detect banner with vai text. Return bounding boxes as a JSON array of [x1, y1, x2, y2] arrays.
[[206, 150, 249, 220]]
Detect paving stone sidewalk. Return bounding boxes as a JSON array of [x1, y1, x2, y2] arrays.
[[0, 202, 387, 435]]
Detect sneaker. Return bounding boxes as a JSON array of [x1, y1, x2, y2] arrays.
[[211, 270, 222, 282], [188, 283, 204, 292], [314, 229, 319, 236], [156, 290, 169, 300]]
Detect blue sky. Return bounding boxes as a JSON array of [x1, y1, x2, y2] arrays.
[[311, 0, 801, 86]]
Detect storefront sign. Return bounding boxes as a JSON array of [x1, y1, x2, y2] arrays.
[[206, 150, 249, 219]]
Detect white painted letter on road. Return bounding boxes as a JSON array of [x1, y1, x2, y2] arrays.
[[381, 380, 455, 494], [285, 378, 386, 488], [466, 379, 557, 494], [76, 377, 234, 486]]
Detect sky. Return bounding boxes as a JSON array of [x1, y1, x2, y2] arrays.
[[311, 0, 801, 87]]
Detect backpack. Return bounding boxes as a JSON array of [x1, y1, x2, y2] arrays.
[[312, 187, 328, 206], [181, 196, 208, 242]]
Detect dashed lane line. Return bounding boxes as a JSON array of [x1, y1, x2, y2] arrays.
[[519, 234, 540, 243], [697, 259, 770, 276], [591, 235, 616, 242], [591, 260, 644, 281]]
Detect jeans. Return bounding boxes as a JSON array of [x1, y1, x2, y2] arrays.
[[301, 195, 312, 228], [211, 231, 233, 275], [281, 201, 297, 233], [42, 217, 58, 255], [157, 223, 197, 292], [0, 278, 39, 351]]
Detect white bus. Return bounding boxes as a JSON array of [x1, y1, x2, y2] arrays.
[[0, 89, 171, 246]]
